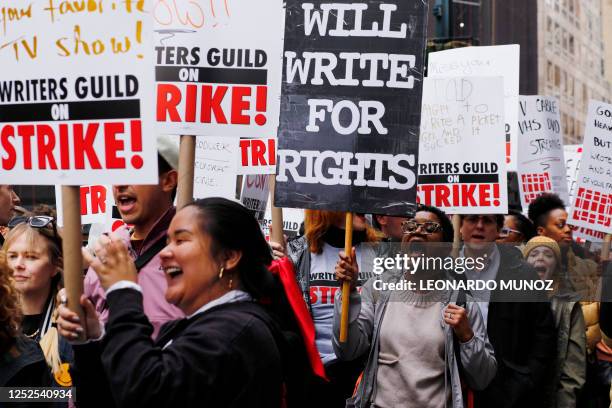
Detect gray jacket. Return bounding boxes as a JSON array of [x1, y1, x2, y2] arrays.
[[332, 273, 497, 408]]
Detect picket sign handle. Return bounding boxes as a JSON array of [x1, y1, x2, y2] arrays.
[[339, 212, 353, 343], [61, 186, 87, 341], [451, 214, 462, 259], [177, 135, 196, 209], [269, 176, 284, 244], [602, 234, 612, 261]]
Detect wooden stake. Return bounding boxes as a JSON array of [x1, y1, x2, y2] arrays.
[[602, 234, 612, 262], [451, 214, 462, 258], [177, 135, 196, 209], [61, 186, 86, 341], [269, 176, 284, 244], [339, 212, 353, 343]]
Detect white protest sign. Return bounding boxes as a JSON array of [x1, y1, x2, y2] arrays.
[[568, 101, 612, 234], [154, 0, 284, 138], [0, 1, 157, 185], [193, 136, 238, 199], [564, 144, 583, 202], [240, 174, 270, 222], [238, 137, 276, 174], [55, 185, 109, 226], [516, 96, 568, 208], [418, 76, 507, 214], [261, 204, 304, 241], [428, 45, 520, 171]]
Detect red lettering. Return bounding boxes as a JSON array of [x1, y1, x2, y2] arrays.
[[479, 184, 491, 206], [239, 139, 250, 166], [1, 125, 16, 170], [330, 287, 339, 304], [80, 186, 90, 216], [268, 138, 276, 165], [251, 139, 266, 166], [435, 185, 451, 207], [36, 125, 58, 169], [90, 185, 106, 214], [185, 84, 197, 122], [59, 124, 70, 169], [309, 286, 318, 304], [231, 86, 250, 124], [320, 286, 330, 304], [74, 123, 102, 169], [156, 84, 182, 122], [201, 85, 228, 124], [452, 184, 460, 207], [104, 122, 125, 169], [461, 184, 477, 207], [17, 125, 35, 169]]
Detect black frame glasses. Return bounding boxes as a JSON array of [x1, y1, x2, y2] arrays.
[[401, 220, 442, 235], [7, 216, 60, 242]]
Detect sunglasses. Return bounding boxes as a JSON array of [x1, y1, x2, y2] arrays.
[[401, 220, 442, 235], [499, 227, 522, 237], [8, 216, 60, 241]]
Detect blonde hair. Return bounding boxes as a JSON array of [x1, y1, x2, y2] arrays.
[[2, 222, 64, 375], [0, 251, 21, 354]]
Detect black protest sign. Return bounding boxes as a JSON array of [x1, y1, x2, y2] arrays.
[[274, 1, 428, 215]]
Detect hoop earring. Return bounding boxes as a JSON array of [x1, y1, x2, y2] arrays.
[[218, 267, 224, 280]]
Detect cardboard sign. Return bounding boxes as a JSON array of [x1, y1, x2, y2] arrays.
[[154, 0, 284, 138], [238, 137, 276, 174], [55, 185, 108, 226], [0, 1, 157, 185], [193, 136, 238, 199], [568, 101, 612, 234], [261, 204, 304, 241], [241, 174, 270, 222], [275, 0, 428, 215], [517, 96, 568, 208], [418, 76, 508, 214], [564, 144, 583, 203], [428, 45, 520, 171]]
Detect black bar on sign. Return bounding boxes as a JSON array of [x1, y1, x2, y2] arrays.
[[0, 100, 140, 123], [418, 174, 499, 184], [155, 66, 267, 85]]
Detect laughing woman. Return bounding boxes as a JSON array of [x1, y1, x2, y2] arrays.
[[58, 198, 286, 407]]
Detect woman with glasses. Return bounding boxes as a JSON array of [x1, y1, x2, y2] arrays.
[[496, 210, 536, 246], [2, 216, 74, 391], [333, 204, 496, 408]]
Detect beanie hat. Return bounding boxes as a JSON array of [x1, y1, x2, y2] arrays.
[[522, 236, 561, 262]]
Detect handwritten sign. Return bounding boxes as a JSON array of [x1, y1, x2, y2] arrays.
[[418, 76, 508, 214], [193, 135, 238, 199], [428, 45, 520, 171], [516, 96, 568, 208], [0, 0, 156, 185], [569, 101, 612, 234], [564, 144, 583, 203], [154, 0, 284, 138]]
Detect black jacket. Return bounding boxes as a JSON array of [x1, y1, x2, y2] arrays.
[[1, 336, 53, 407], [475, 245, 557, 408], [73, 289, 284, 408]]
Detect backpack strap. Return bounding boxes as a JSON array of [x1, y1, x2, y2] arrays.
[[134, 235, 167, 272]]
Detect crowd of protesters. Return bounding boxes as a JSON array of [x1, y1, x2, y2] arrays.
[[1, 141, 612, 407]]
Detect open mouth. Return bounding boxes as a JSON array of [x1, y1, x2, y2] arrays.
[[164, 267, 183, 279], [534, 265, 547, 273], [117, 195, 137, 213]]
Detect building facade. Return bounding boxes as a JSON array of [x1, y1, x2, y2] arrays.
[[603, 0, 612, 85]]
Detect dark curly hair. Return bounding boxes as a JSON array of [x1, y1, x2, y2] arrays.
[[0, 251, 21, 354], [416, 204, 454, 243], [527, 193, 566, 228], [508, 209, 537, 241]]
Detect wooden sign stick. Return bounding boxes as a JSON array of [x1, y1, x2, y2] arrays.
[[269, 176, 284, 244], [177, 135, 196, 209], [339, 212, 353, 343]]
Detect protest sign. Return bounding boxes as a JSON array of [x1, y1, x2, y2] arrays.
[[428, 45, 520, 171], [0, 1, 157, 185], [516, 96, 568, 208], [193, 135, 238, 199], [417, 76, 508, 214], [568, 101, 612, 234], [238, 137, 276, 174], [154, 0, 284, 138], [55, 185, 108, 226], [564, 144, 583, 202], [241, 174, 270, 222], [261, 204, 304, 241], [274, 0, 428, 215]]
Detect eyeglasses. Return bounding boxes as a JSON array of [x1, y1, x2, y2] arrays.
[[499, 227, 522, 237], [401, 220, 442, 235], [7, 216, 60, 242]]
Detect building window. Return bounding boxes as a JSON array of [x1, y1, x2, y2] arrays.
[[555, 65, 561, 88]]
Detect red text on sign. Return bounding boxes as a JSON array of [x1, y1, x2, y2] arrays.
[[239, 138, 276, 167], [417, 183, 501, 208]]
